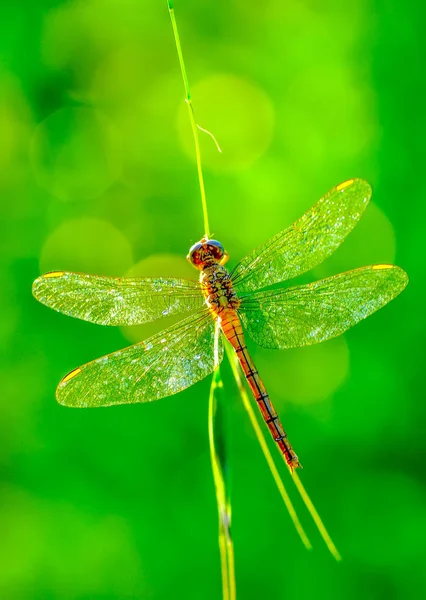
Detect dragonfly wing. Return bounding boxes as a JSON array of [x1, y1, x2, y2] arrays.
[[56, 310, 223, 407], [231, 179, 372, 294], [32, 271, 204, 326], [239, 265, 408, 349]]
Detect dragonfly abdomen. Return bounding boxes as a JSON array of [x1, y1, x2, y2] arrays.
[[219, 310, 301, 470]]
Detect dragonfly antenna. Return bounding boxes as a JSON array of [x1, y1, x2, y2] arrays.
[[167, 0, 212, 238]]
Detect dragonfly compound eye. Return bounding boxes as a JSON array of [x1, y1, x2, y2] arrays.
[[205, 239, 225, 261], [187, 239, 225, 268], [186, 242, 204, 267]]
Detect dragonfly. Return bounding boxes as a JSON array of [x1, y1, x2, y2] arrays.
[[32, 178, 408, 468]]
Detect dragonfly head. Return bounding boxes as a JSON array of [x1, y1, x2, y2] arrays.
[[187, 239, 226, 269]]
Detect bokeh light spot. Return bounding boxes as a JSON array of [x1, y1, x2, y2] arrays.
[[177, 74, 275, 171], [219, 158, 307, 259], [40, 218, 133, 276], [313, 201, 396, 278], [258, 336, 350, 405], [92, 49, 185, 184], [31, 107, 122, 201], [0, 70, 32, 189], [126, 253, 195, 279], [277, 63, 376, 171]]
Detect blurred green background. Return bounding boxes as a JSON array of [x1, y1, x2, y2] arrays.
[[1, 0, 424, 598]]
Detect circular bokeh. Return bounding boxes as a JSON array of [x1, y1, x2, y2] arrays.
[[31, 107, 122, 201], [39, 218, 133, 276], [177, 74, 275, 172], [257, 335, 350, 405]]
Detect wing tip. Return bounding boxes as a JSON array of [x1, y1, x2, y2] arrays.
[[373, 262, 408, 276], [372, 264, 409, 298], [31, 278, 40, 298], [393, 265, 409, 290], [32, 271, 66, 298], [55, 367, 84, 407], [337, 177, 372, 201]]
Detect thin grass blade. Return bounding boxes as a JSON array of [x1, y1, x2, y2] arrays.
[[224, 342, 312, 550], [209, 323, 236, 600]]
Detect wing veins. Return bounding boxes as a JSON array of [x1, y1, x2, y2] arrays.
[[231, 179, 372, 294], [238, 265, 408, 349], [131, 310, 212, 388]]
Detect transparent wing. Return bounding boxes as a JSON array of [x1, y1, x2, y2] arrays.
[[239, 265, 408, 349], [231, 179, 372, 294], [56, 310, 223, 407], [32, 271, 204, 326]]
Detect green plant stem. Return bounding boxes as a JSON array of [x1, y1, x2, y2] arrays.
[[167, 0, 211, 238], [224, 342, 312, 549], [225, 341, 342, 560], [209, 323, 236, 600]]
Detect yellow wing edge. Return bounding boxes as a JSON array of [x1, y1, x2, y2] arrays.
[[372, 264, 394, 270], [336, 178, 355, 191], [42, 271, 65, 279], [61, 367, 82, 384]]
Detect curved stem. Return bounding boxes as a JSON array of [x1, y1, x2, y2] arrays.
[[224, 342, 312, 550], [167, 1, 211, 238], [209, 323, 236, 600], [225, 341, 341, 560]]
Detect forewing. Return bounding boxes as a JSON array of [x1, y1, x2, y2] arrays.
[[239, 265, 408, 349], [232, 179, 372, 294], [56, 310, 223, 407], [32, 271, 204, 326]]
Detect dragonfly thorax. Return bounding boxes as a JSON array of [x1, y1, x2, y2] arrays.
[[200, 264, 241, 314]]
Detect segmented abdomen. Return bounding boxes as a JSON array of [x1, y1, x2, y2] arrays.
[[219, 310, 301, 469]]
